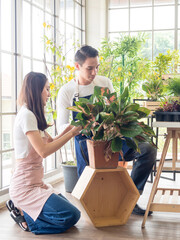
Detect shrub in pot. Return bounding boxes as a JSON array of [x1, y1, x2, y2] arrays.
[[154, 99, 180, 122], [68, 86, 156, 168]]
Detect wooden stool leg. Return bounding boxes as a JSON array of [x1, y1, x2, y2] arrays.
[[141, 132, 172, 228], [172, 130, 178, 171]]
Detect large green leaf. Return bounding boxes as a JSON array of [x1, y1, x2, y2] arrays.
[[111, 137, 123, 152], [67, 106, 82, 112], [94, 86, 110, 97], [78, 98, 90, 103], [76, 112, 89, 120], [126, 138, 138, 150], [120, 87, 129, 104], [81, 128, 91, 136], [70, 120, 82, 126], [136, 107, 150, 118], [93, 127, 104, 140], [124, 103, 139, 112], [120, 123, 142, 137]]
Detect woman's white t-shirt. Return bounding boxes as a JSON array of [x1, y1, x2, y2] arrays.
[[13, 105, 39, 159]]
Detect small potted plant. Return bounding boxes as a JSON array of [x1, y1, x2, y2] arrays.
[[154, 99, 180, 122], [43, 22, 80, 192], [68, 86, 156, 169], [165, 77, 180, 98]]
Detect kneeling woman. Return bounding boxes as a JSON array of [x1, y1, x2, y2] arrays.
[[8, 72, 81, 235]]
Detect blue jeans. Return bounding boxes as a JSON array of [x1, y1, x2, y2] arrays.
[[124, 142, 157, 192], [75, 137, 157, 193], [23, 193, 81, 235]]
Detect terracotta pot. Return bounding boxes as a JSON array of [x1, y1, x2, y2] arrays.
[[118, 161, 128, 168], [86, 140, 119, 169]]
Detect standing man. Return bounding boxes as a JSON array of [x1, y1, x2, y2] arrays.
[[57, 45, 157, 216]]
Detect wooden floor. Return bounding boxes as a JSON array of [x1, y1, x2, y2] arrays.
[[1, 171, 180, 240]]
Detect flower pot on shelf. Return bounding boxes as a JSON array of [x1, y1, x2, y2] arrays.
[[144, 101, 160, 115], [86, 140, 119, 169], [154, 112, 180, 122]]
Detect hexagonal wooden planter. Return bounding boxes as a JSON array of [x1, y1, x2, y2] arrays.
[[72, 166, 139, 227]]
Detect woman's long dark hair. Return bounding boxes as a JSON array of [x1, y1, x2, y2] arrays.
[[18, 72, 48, 131]]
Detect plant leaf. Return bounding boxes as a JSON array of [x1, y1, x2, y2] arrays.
[[111, 137, 123, 152]]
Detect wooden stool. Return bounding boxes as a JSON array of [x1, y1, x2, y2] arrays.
[[72, 166, 139, 227], [142, 122, 180, 228]]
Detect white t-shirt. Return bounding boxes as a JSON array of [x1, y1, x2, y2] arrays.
[[14, 105, 39, 159], [56, 75, 114, 134]]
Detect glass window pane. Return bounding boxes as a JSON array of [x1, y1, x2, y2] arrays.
[[154, 31, 174, 58], [130, 0, 152, 7], [178, 30, 180, 51], [32, 6, 44, 59], [75, 2, 81, 28], [66, 24, 74, 64], [178, 6, 180, 28], [1, 0, 11, 51], [2, 151, 14, 188], [32, 0, 44, 8], [23, 58, 31, 78], [46, 155, 56, 172], [154, 0, 175, 5], [45, 0, 54, 13], [75, 29, 82, 43], [154, 6, 174, 30], [59, 20, 65, 45], [2, 116, 15, 150], [130, 7, 152, 31], [82, 6, 85, 30], [45, 13, 54, 63], [66, 24, 74, 44], [1, 53, 16, 113], [23, 1, 31, 57], [33, 60, 45, 73], [59, 0, 65, 20], [109, 9, 128, 32], [109, 0, 128, 8], [131, 32, 152, 60], [66, 0, 74, 25]]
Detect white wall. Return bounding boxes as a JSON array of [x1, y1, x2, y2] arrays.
[[85, 0, 108, 49]]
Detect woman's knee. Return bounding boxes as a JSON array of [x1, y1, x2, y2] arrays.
[[71, 207, 81, 226]]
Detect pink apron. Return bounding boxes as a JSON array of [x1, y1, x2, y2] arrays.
[[9, 133, 57, 221]]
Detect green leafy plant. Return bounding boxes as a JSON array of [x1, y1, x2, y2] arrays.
[[68, 86, 156, 160], [166, 77, 180, 97], [142, 78, 164, 101], [43, 22, 80, 165], [142, 50, 180, 100], [43, 22, 79, 123], [156, 99, 180, 112], [98, 34, 150, 99]]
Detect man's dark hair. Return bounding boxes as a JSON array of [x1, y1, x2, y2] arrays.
[[75, 45, 99, 65]]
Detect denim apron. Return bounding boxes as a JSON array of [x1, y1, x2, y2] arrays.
[[73, 80, 131, 177]]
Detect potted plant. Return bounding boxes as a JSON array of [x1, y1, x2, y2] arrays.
[[68, 86, 156, 169], [165, 77, 180, 98], [141, 50, 180, 114], [98, 34, 150, 99], [43, 22, 80, 192], [154, 99, 180, 122]]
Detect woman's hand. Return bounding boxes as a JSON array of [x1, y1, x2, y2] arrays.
[[71, 126, 82, 137]]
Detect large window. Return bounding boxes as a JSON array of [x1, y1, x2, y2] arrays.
[[108, 0, 178, 60], [0, 0, 85, 195]]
